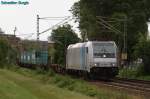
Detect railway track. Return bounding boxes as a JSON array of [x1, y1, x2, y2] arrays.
[[110, 78, 150, 93], [49, 64, 150, 94], [90, 78, 150, 94]]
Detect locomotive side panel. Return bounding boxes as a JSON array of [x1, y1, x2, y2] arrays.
[[67, 47, 81, 70], [66, 43, 89, 71]]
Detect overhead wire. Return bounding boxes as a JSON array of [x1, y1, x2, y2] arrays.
[[96, 17, 122, 34], [39, 16, 70, 20], [14, 28, 36, 39], [14, 16, 74, 40], [39, 16, 73, 35]]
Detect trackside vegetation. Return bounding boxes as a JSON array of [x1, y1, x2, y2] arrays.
[[0, 38, 17, 67], [134, 35, 150, 75], [119, 66, 150, 81], [1, 66, 145, 99], [0, 67, 93, 99], [118, 34, 150, 79]]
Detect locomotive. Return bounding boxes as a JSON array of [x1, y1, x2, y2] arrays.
[[66, 41, 119, 79]]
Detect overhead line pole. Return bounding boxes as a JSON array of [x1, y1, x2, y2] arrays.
[[36, 15, 72, 40], [14, 27, 17, 37], [37, 15, 40, 41], [123, 16, 127, 62]]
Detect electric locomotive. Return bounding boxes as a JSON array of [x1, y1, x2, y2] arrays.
[[66, 41, 118, 79]]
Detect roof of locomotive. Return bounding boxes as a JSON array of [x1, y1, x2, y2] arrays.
[[67, 41, 115, 49]]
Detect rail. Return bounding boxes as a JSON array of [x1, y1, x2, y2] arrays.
[[90, 77, 150, 94]]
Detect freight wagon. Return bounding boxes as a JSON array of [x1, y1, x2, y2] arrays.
[[18, 50, 48, 67]]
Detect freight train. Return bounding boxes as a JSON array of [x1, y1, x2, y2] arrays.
[[66, 41, 119, 79], [18, 41, 119, 79]]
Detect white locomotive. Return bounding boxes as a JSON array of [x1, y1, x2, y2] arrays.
[[66, 41, 118, 79]]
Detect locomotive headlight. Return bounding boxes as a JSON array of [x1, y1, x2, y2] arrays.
[[94, 63, 99, 66], [94, 63, 97, 66], [111, 63, 115, 66], [103, 54, 106, 58]]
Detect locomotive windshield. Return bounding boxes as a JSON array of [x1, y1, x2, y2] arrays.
[[93, 43, 116, 58]]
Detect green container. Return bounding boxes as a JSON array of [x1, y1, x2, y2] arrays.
[[20, 50, 48, 65]]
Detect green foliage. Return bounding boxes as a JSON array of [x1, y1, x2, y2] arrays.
[[54, 76, 75, 89], [0, 38, 17, 67], [3, 67, 138, 99], [46, 69, 56, 77], [49, 75, 102, 97], [134, 35, 150, 74], [35, 67, 47, 74], [71, 0, 150, 61], [51, 24, 80, 65], [137, 75, 150, 81], [48, 47, 55, 64], [119, 67, 141, 78], [119, 65, 150, 80]]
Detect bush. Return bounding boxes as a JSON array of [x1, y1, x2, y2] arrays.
[[136, 65, 145, 76], [57, 77, 75, 88], [49, 74, 98, 97], [134, 34, 150, 75], [35, 67, 46, 74], [119, 68, 137, 78], [119, 65, 146, 78], [47, 69, 56, 77], [51, 75, 75, 88], [0, 38, 17, 67]]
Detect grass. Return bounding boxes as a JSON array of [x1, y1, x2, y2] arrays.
[[0, 66, 147, 99], [0, 68, 94, 99]]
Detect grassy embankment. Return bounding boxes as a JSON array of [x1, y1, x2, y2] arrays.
[[0, 66, 142, 99], [119, 66, 150, 80], [0, 67, 93, 99]]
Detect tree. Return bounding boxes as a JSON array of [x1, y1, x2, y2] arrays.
[[134, 34, 150, 75], [0, 38, 17, 66], [50, 24, 80, 65], [71, 0, 150, 62], [48, 46, 55, 64]]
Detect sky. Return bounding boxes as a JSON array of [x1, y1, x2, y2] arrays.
[[0, 0, 79, 41], [0, 0, 149, 41]]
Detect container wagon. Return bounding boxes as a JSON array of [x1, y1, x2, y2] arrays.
[[18, 50, 48, 68]]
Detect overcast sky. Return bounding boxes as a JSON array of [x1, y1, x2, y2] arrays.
[[0, 0, 79, 41], [0, 0, 149, 41]]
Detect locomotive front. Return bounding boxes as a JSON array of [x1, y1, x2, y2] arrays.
[[90, 41, 118, 78]]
